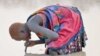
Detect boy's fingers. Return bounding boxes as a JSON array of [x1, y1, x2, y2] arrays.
[[24, 41, 30, 46]]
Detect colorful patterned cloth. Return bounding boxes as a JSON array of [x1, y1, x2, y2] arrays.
[[27, 5, 87, 54]]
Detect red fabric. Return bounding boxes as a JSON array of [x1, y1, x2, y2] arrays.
[[47, 7, 82, 48], [31, 5, 82, 48]]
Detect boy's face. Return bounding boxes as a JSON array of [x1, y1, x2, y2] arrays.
[[18, 25, 31, 41]]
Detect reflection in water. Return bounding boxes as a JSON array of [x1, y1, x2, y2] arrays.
[[24, 51, 86, 56], [0, 0, 100, 10], [70, 0, 100, 10]]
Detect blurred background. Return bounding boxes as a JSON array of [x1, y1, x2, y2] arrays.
[[0, 0, 100, 56]]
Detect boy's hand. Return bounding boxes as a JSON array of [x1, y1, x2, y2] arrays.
[[24, 40, 36, 47]]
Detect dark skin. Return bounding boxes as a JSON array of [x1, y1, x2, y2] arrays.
[[22, 14, 59, 47]]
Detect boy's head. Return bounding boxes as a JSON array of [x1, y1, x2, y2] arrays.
[[9, 22, 31, 41]]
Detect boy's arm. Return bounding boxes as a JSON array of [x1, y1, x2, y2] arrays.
[[34, 40, 45, 44], [26, 14, 59, 40], [25, 39, 45, 47]]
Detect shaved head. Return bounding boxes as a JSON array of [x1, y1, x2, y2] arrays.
[[9, 22, 30, 41]]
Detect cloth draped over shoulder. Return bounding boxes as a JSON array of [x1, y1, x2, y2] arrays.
[[27, 5, 87, 50]]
